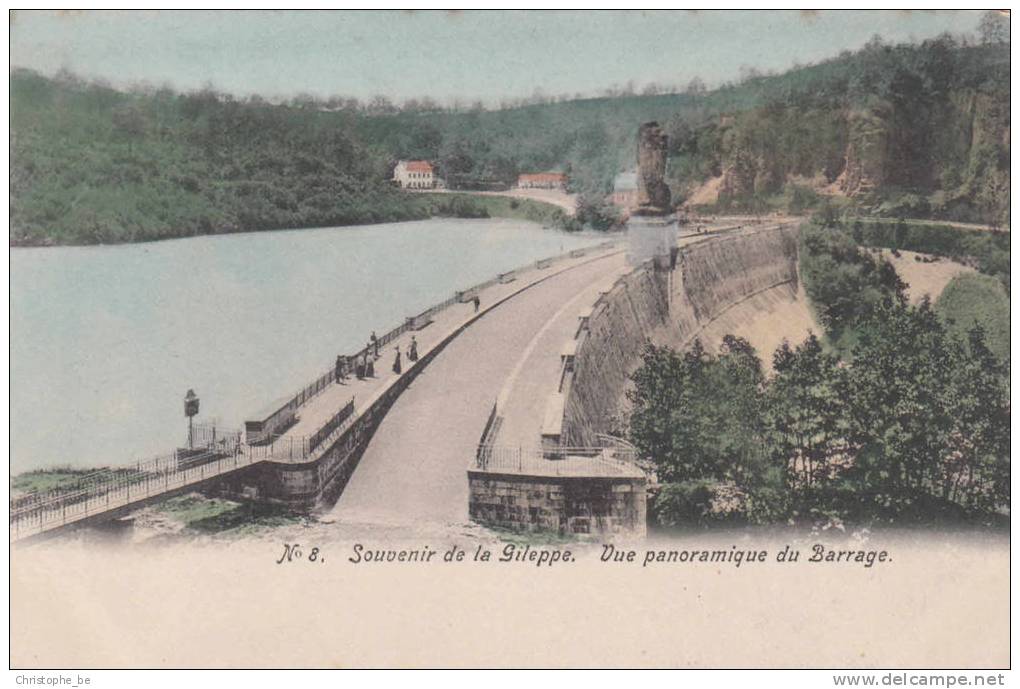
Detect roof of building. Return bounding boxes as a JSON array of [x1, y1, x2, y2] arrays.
[[614, 170, 638, 192], [518, 172, 567, 182], [402, 160, 433, 173]]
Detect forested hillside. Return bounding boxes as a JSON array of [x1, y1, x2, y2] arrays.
[[668, 38, 1010, 227], [10, 31, 1009, 246]]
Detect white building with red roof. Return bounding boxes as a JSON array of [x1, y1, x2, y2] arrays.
[[393, 160, 436, 189]]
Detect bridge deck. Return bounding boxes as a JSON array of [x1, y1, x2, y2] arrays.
[[10, 449, 259, 542]]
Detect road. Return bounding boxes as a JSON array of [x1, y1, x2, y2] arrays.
[[428, 187, 578, 215]]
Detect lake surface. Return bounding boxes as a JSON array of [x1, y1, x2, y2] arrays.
[[11, 219, 605, 473]]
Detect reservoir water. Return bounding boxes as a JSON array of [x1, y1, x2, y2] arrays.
[[11, 218, 605, 473]]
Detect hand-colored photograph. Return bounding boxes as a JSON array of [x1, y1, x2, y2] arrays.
[[8, 9, 1010, 670]]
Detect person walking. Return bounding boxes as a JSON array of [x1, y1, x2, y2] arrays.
[[472, 295, 480, 313], [335, 355, 346, 384], [408, 336, 419, 362], [392, 346, 402, 375], [365, 349, 375, 378], [370, 331, 379, 359]]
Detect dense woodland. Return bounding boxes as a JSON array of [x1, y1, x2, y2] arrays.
[[10, 17, 1010, 245]]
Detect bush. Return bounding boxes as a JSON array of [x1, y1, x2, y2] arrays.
[[652, 480, 717, 527]]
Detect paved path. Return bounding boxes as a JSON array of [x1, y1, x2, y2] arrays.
[[328, 251, 629, 527], [426, 188, 578, 215]]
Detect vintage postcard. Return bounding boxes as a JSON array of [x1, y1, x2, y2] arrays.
[[7, 9, 1011, 673]]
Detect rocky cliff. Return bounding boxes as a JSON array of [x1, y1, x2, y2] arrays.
[[700, 42, 1009, 225]]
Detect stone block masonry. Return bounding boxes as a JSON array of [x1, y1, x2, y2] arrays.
[[468, 471, 647, 537], [560, 224, 799, 448], [674, 224, 799, 328], [561, 262, 671, 446]]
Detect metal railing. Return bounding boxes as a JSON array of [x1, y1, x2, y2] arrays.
[[475, 402, 503, 465], [245, 239, 621, 438], [308, 398, 356, 454], [242, 433, 311, 462], [474, 445, 642, 477], [9, 427, 252, 542]]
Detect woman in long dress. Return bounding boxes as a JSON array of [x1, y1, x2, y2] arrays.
[[392, 346, 402, 375]]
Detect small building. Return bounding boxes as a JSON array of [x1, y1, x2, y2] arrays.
[[611, 170, 639, 209], [517, 172, 567, 190], [393, 160, 435, 189]]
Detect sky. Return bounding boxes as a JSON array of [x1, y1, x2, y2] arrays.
[[10, 10, 987, 104]]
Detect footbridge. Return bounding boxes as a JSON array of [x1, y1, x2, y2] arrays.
[[11, 218, 799, 542]]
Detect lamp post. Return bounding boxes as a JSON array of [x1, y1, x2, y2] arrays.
[[184, 389, 200, 449]]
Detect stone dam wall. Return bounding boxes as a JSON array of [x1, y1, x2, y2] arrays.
[[672, 224, 800, 340], [560, 224, 799, 446], [559, 261, 671, 446]]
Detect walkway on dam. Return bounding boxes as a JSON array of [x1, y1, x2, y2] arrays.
[[329, 250, 630, 527], [276, 244, 624, 451]]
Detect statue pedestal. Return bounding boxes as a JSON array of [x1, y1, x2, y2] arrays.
[[626, 214, 676, 266]]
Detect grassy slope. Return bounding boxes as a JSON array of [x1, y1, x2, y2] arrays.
[[935, 273, 1011, 361], [11, 468, 99, 495]]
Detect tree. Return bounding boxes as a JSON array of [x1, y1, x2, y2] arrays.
[[111, 102, 148, 153], [628, 338, 765, 485], [978, 10, 1009, 45], [764, 334, 848, 490], [844, 299, 958, 515], [684, 77, 707, 96], [711, 335, 767, 484], [943, 325, 1010, 512], [799, 223, 905, 341], [575, 193, 622, 231], [628, 342, 705, 482]]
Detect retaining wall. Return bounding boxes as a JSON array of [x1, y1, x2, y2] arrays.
[[467, 471, 647, 537]]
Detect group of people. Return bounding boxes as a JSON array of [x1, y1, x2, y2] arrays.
[[335, 330, 419, 384]]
